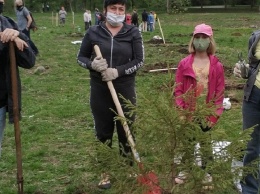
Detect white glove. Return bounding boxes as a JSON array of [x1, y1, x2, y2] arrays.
[[101, 68, 118, 81], [234, 63, 249, 78], [91, 57, 108, 72], [233, 63, 241, 78]]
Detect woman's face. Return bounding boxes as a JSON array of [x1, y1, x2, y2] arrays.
[[106, 4, 125, 15]]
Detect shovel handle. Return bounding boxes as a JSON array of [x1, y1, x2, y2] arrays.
[[9, 41, 24, 194], [93, 45, 141, 163]]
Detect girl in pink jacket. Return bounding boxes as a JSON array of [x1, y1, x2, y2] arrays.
[[174, 23, 225, 184]]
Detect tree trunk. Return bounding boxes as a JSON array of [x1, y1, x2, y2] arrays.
[[166, 0, 169, 13]]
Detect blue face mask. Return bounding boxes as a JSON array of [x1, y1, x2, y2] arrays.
[[106, 12, 125, 27]]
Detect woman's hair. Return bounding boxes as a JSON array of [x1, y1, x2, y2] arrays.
[[103, 0, 127, 8], [188, 35, 216, 55]]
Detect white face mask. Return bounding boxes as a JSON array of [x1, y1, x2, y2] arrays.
[[106, 12, 125, 27]]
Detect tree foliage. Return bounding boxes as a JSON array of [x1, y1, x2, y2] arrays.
[[1, 0, 260, 13], [88, 76, 253, 193]]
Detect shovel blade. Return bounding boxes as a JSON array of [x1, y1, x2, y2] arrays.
[[137, 171, 161, 194]]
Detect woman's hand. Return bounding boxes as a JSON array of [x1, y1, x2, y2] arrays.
[[14, 37, 28, 51], [0, 28, 19, 43], [0, 28, 28, 51]]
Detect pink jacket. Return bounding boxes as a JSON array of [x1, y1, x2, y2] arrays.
[[174, 54, 225, 124]]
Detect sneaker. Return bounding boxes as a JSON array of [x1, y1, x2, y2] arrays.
[[97, 173, 111, 189], [202, 173, 213, 190]]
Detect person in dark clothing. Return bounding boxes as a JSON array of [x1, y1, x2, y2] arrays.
[[77, 0, 144, 190], [233, 30, 260, 194], [131, 9, 138, 27], [94, 8, 100, 25], [98, 11, 106, 24], [0, 15, 36, 158], [0, 0, 4, 15], [141, 9, 148, 32]]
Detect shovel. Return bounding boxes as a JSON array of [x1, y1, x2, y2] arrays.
[[94, 45, 161, 194], [9, 41, 24, 194]]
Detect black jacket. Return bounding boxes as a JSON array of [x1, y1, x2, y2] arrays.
[[142, 11, 148, 22], [242, 30, 260, 101], [0, 15, 35, 123], [77, 22, 144, 84]]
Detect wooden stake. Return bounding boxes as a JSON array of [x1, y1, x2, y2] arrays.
[[149, 68, 177, 72]]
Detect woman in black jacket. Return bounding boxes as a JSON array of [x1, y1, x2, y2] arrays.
[[77, 0, 144, 189], [0, 15, 35, 158]]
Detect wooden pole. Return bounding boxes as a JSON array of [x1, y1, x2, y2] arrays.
[[9, 42, 24, 194], [149, 68, 177, 72], [56, 13, 58, 26], [157, 18, 165, 45]]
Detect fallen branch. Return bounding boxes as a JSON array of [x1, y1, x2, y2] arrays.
[[149, 68, 177, 72]]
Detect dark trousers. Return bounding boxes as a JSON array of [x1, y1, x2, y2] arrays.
[[241, 86, 260, 194], [84, 22, 90, 31], [90, 79, 136, 164]]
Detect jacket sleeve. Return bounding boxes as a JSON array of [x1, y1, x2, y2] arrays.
[[208, 62, 225, 124], [116, 28, 144, 76], [2, 16, 35, 69], [174, 60, 186, 108], [15, 32, 36, 69], [77, 31, 93, 70]]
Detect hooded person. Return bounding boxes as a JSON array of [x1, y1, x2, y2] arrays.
[[174, 23, 225, 184], [0, 15, 35, 158], [233, 29, 260, 194], [77, 0, 144, 189]]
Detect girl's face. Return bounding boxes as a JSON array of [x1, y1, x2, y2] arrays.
[[106, 4, 125, 15], [193, 33, 210, 52]]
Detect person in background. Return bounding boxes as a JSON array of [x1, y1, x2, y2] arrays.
[[15, 0, 38, 55], [94, 8, 100, 25], [147, 11, 154, 32], [83, 9, 91, 31], [88, 10, 92, 26], [98, 10, 106, 24], [0, 15, 36, 158], [125, 12, 131, 25], [233, 30, 260, 194], [0, 0, 4, 15], [141, 9, 148, 32], [59, 6, 67, 27], [131, 9, 138, 27], [174, 23, 225, 184], [153, 11, 157, 30], [77, 0, 144, 189]]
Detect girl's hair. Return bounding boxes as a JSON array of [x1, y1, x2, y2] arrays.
[[103, 0, 127, 8], [188, 36, 216, 55]]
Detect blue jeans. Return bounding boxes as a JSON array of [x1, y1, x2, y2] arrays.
[[0, 106, 6, 158], [241, 86, 260, 194]]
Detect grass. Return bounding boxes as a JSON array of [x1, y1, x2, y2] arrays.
[[0, 11, 257, 193]]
